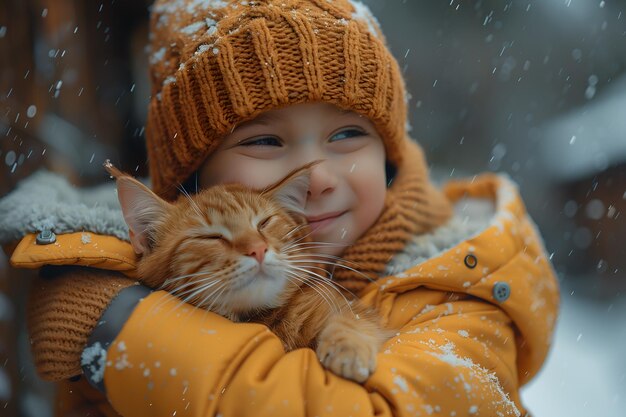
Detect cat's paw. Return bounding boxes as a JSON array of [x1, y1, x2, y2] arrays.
[[316, 321, 379, 383]]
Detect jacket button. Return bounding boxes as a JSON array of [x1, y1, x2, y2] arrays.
[[493, 282, 511, 302], [464, 254, 477, 269], [36, 229, 56, 245]]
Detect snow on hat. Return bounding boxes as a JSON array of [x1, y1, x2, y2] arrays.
[[146, 0, 409, 200]]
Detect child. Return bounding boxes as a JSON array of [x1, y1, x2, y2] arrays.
[[7, 0, 559, 416]]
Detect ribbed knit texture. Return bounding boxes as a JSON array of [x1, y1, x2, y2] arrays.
[[28, 267, 137, 381], [147, 0, 407, 201]]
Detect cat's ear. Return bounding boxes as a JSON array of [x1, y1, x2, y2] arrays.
[[267, 160, 322, 214], [104, 160, 170, 255]]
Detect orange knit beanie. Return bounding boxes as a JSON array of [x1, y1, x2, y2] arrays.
[[146, 0, 452, 290], [147, 0, 410, 199]]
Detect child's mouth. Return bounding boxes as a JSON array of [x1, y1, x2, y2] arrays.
[[306, 211, 347, 231]]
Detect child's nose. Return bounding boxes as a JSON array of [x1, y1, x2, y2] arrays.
[[306, 162, 337, 199]]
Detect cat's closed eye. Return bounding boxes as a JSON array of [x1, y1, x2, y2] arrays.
[[258, 216, 274, 230]]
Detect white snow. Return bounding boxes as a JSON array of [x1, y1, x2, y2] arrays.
[[427, 342, 521, 416], [180, 21, 207, 35], [81, 232, 91, 244], [521, 292, 626, 417], [429, 342, 475, 369], [393, 375, 409, 393], [150, 47, 167, 65], [26, 105, 37, 118], [347, 0, 381, 37], [81, 342, 107, 383], [196, 44, 212, 55]]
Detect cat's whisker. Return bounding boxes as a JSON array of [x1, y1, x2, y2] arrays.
[[282, 239, 350, 249], [283, 271, 340, 313], [285, 252, 377, 276], [282, 241, 349, 251], [284, 276, 338, 314], [289, 253, 382, 290], [153, 269, 233, 312], [177, 183, 204, 219], [162, 270, 220, 286], [202, 282, 230, 312], [150, 276, 211, 312], [154, 282, 219, 313], [281, 242, 348, 256], [284, 262, 358, 298], [286, 251, 370, 270], [288, 264, 332, 280], [283, 271, 326, 300], [284, 264, 330, 284], [180, 279, 225, 309], [284, 266, 354, 313], [286, 271, 355, 316], [283, 228, 318, 248], [194, 263, 253, 312], [284, 223, 310, 238], [164, 267, 235, 293], [288, 258, 378, 284], [169, 277, 223, 301]]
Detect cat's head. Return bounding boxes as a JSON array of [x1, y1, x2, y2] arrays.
[[105, 160, 325, 316]]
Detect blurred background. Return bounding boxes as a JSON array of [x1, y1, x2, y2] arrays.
[[0, 0, 624, 415]]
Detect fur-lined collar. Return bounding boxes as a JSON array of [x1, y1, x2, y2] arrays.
[[0, 170, 129, 245], [383, 197, 493, 275]]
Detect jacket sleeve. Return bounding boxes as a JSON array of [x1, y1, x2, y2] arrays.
[[103, 287, 524, 417]]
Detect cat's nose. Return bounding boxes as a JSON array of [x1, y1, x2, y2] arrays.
[[246, 243, 268, 264]]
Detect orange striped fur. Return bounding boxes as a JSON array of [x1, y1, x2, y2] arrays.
[[105, 161, 388, 382]]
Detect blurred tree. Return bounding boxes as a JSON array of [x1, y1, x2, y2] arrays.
[[1, 0, 149, 414]]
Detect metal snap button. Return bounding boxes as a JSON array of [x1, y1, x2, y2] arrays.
[[36, 229, 56, 245], [493, 282, 511, 302], [464, 254, 477, 269]]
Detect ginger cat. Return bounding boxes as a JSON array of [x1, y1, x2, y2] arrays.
[[105, 160, 387, 382]]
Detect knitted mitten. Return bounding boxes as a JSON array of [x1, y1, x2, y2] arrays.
[[27, 266, 138, 381]]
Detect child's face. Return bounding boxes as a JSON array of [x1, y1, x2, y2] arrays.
[[198, 102, 387, 256]]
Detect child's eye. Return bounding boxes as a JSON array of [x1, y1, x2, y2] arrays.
[[240, 136, 281, 146], [330, 128, 366, 142]]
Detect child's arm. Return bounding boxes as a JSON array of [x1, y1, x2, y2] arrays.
[[100, 288, 526, 417]]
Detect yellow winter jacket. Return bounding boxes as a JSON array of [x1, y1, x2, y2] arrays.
[[8, 174, 559, 417]]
